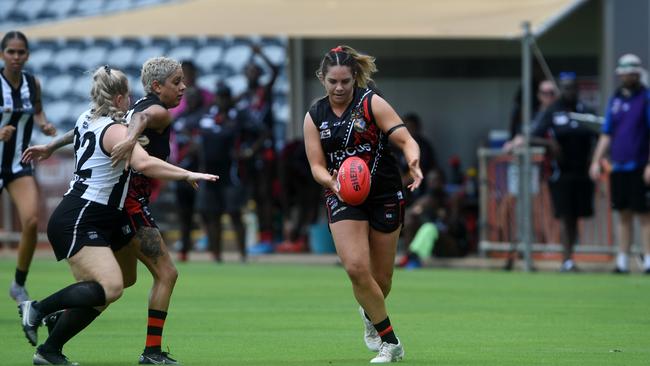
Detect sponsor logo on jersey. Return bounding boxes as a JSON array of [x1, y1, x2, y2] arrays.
[[327, 143, 372, 162], [353, 118, 367, 132], [319, 121, 329, 129], [320, 129, 331, 139], [332, 206, 347, 216], [87, 231, 98, 240]]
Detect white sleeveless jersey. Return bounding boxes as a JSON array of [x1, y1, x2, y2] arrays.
[[65, 110, 131, 209], [0, 70, 36, 175]]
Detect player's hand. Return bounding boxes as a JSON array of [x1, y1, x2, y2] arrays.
[[407, 158, 423, 192], [41, 123, 57, 136], [111, 139, 137, 170], [186, 172, 219, 190], [589, 161, 601, 181], [0, 125, 16, 142], [22, 144, 52, 163], [503, 135, 524, 153], [327, 169, 344, 201]]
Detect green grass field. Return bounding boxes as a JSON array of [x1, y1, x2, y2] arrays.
[[1, 258, 649, 365]]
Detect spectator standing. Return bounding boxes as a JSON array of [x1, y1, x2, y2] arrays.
[[590, 54, 650, 274], [530, 73, 597, 272], [195, 83, 247, 262], [171, 87, 207, 261], [395, 113, 437, 204], [236, 44, 280, 254]]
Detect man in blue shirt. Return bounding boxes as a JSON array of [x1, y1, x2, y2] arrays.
[[590, 54, 650, 274]]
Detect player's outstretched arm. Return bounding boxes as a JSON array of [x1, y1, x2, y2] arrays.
[[104, 123, 218, 188], [21, 128, 74, 163]]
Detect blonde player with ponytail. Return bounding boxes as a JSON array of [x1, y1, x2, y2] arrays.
[[18, 66, 217, 365]]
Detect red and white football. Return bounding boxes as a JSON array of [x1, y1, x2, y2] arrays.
[[337, 156, 371, 205]]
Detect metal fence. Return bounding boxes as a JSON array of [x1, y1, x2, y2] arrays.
[[478, 147, 615, 256]]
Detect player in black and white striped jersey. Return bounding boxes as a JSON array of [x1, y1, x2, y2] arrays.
[[1, 31, 57, 304], [18, 65, 217, 365]]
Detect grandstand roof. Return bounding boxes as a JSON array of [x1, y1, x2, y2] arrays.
[[19, 0, 586, 40]]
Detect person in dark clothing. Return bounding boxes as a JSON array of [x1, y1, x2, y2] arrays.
[[171, 86, 207, 262], [236, 44, 280, 253], [394, 113, 437, 204], [509, 64, 544, 139], [194, 83, 247, 262], [275, 139, 322, 252], [530, 72, 597, 272]]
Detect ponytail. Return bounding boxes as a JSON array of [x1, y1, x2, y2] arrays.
[[89, 65, 129, 124]]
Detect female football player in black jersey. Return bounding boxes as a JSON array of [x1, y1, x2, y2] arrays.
[[1, 31, 57, 304], [304, 45, 422, 363]]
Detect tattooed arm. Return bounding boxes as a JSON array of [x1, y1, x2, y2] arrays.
[[21, 128, 75, 163]]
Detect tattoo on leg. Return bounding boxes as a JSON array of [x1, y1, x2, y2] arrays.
[[136, 227, 164, 263]]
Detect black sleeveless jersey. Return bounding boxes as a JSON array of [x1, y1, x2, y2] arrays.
[[125, 94, 170, 202], [308, 87, 402, 196], [0, 69, 37, 175], [128, 94, 171, 160]]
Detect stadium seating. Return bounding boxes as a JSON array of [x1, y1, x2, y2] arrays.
[[0, 0, 175, 26], [23, 37, 288, 130]]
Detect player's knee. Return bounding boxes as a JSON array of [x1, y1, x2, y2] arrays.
[[100, 278, 124, 303], [22, 215, 38, 231], [155, 263, 178, 286], [345, 262, 372, 285]]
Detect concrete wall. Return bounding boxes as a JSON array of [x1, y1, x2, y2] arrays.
[[602, 0, 650, 101]]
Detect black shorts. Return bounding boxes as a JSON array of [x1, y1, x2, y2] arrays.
[[325, 190, 405, 233], [124, 195, 158, 230], [0, 167, 33, 191], [47, 195, 134, 261], [196, 182, 246, 215], [610, 169, 650, 212], [548, 173, 594, 218]]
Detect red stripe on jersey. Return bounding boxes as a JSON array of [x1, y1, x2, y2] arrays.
[[363, 97, 370, 122]]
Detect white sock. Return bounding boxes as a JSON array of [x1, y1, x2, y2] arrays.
[[617, 253, 629, 271], [644, 254, 650, 270], [562, 259, 574, 270]]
